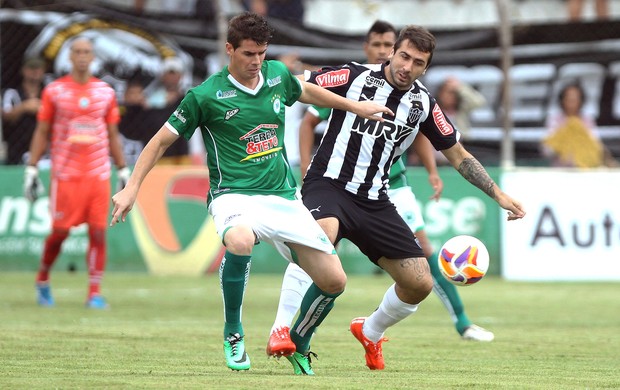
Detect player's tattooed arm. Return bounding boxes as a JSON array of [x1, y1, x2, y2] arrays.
[[457, 157, 497, 200]]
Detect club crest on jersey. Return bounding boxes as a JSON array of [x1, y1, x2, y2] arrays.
[[407, 101, 424, 126], [315, 69, 350, 88], [365, 75, 385, 88], [225, 108, 239, 120], [79, 97, 89, 109], [432, 104, 454, 135], [216, 89, 237, 99]]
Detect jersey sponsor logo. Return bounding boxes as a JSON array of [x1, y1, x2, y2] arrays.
[[407, 91, 422, 102], [364, 75, 385, 88], [224, 213, 241, 224], [216, 89, 237, 99], [352, 117, 415, 142], [432, 104, 454, 135], [267, 75, 282, 87], [225, 108, 239, 120], [173, 108, 187, 123], [239, 124, 281, 161], [315, 69, 350, 88]]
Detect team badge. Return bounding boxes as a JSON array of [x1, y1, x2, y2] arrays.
[[79, 97, 89, 109], [408, 101, 423, 125]]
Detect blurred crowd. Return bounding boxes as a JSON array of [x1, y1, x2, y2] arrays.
[[1, 0, 618, 169], [2, 55, 205, 167]]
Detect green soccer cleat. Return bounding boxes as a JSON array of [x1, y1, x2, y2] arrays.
[[286, 351, 317, 375], [223, 333, 250, 371]]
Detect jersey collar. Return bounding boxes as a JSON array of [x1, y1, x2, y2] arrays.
[[227, 70, 264, 96]]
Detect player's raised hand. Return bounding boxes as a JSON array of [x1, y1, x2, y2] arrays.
[[353, 100, 394, 122]]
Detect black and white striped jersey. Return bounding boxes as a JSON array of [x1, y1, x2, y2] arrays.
[[304, 61, 459, 200]]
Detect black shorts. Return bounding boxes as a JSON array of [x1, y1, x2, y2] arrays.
[[301, 178, 424, 264]]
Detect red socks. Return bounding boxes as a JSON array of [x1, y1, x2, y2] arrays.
[[87, 227, 107, 298], [36, 229, 69, 283]]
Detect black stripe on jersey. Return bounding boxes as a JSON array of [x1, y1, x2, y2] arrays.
[[310, 107, 346, 175], [357, 83, 407, 199], [338, 79, 379, 184]]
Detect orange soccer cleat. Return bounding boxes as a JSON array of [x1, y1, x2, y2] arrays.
[[350, 317, 387, 370], [266, 326, 296, 357]]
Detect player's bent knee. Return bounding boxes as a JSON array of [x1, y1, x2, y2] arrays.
[[310, 266, 347, 295], [223, 226, 255, 255]]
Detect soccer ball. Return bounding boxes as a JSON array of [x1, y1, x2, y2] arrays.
[[438, 235, 489, 286]]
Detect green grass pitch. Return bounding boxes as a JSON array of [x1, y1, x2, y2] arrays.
[[0, 272, 618, 389]]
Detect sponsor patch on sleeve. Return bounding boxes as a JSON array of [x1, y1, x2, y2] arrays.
[[315, 69, 350, 88], [432, 105, 454, 135]]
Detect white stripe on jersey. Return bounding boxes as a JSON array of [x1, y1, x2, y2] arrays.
[[310, 63, 436, 200]]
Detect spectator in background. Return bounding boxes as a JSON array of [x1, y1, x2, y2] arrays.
[[2, 57, 46, 165], [119, 78, 151, 165], [542, 81, 617, 168], [428, 76, 487, 165], [244, 0, 305, 23], [25, 37, 129, 309], [435, 76, 487, 143], [144, 57, 192, 165], [567, 0, 609, 21]]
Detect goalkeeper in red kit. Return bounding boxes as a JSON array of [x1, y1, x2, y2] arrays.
[[24, 37, 130, 309]]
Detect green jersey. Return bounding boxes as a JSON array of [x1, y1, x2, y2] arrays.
[[310, 105, 408, 189], [168, 60, 303, 204]]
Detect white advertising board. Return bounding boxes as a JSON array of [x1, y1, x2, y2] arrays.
[[501, 169, 620, 281]]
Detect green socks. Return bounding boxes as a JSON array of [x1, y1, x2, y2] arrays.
[[428, 251, 472, 334], [220, 251, 251, 337], [290, 282, 342, 353]]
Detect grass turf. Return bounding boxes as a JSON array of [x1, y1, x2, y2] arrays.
[[0, 272, 618, 389]]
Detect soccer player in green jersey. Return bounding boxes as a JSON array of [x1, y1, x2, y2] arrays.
[[110, 12, 392, 375]]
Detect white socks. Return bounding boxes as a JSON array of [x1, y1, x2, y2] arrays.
[[270, 262, 313, 333], [363, 283, 419, 343]]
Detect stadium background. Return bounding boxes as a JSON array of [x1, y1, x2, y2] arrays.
[[1, 0, 619, 280]]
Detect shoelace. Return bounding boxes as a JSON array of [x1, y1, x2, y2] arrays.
[[370, 338, 388, 358], [227, 333, 244, 355], [304, 351, 318, 364]]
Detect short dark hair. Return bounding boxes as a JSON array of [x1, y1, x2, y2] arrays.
[[394, 25, 436, 67], [366, 20, 397, 41], [227, 12, 274, 49], [558, 81, 585, 111]]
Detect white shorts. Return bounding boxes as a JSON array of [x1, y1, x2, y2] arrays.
[[208, 193, 336, 262], [388, 186, 425, 233]]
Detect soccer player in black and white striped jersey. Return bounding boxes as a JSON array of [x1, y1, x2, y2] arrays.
[[271, 24, 526, 371]]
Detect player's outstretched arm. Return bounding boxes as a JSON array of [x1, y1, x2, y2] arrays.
[[110, 125, 179, 226], [297, 78, 393, 121], [442, 143, 525, 221]]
